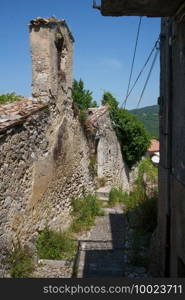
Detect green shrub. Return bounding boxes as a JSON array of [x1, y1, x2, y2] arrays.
[[123, 189, 145, 212], [36, 227, 77, 260], [115, 109, 150, 169], [8, 242, 34, 278], [71, 194, 103, 233], [137, 157, 158, 182], [122, 158, 158, 212], [0, 92, 23, 104], [108, 187, 127, 207], [101, 92, 150, 168]]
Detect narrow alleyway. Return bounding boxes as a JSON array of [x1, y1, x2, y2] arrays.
[[33, 202, 151, 278], [76, 205, 126, 277], [74, 194, 152, 278]]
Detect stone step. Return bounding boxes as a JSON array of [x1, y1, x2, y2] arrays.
[[96, 186, 112, 201], [97, 191, 109, 199], [79, 240, 124, 250], [38, 259, 73, 268], [98, 196, 109, 202]]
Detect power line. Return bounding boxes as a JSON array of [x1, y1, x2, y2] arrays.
[[136, 45, 160, 108], [124, 17, 142, 109], [122, 37, 160, 108]]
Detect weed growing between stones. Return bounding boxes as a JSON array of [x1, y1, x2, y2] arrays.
[[88, 154, 97, 177], [70, 194, 104, 233], [108, 187, 127, 207], [36, 227, 77, 261], [96, 177, 107, 188], [7, 242, 34, 278], [108, 158, 158, 215], [36, 194, 103, 262]]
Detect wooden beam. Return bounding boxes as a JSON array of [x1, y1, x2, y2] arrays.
[[100, 0, 184, 17]]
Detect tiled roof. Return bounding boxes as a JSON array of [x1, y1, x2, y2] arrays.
[[87, 106, 108, 123], [0, 98, 47, 132], [148, 139, 160, 152], [84, 106, 108, 135]]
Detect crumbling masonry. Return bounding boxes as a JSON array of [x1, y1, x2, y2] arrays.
[[0, 17, 133, 277]]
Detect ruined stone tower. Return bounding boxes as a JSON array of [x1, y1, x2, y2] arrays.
[[29, 17, 74, 108]]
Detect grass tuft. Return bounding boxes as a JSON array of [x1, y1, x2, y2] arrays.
[[36, 194, 104, 261], [8, 242, 34, 278], [71, 194, 104, 233], [36, 227, 77, 261], [88, 154, 97, 177], [108, 187, 126, 207]]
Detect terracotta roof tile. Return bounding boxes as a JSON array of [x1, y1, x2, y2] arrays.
[[0, 98, 47, 131], [148, 139, 160, 152]]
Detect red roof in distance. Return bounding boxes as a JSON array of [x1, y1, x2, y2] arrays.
[[148, 139, 160, 153]]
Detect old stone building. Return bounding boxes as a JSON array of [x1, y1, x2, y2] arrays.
[[0, 17, 93, 276], [0, 17, 133, 277], [96, 0, 185, 277]]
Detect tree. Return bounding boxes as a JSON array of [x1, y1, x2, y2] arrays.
[[72, 79, 97, 110], [102, 91, 118, 110], [0, 92, 23, 104], [101, 91, 150, 168]]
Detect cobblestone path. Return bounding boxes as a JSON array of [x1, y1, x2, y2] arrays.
[[76, 205, 126, 277]]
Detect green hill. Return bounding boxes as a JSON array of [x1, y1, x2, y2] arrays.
[[129, 105, 159, 138]]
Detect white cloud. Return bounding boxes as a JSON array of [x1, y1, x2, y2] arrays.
[[79, 58, 123, 70], [99, 58, 123, 69]]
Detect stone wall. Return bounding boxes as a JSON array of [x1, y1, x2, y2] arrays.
[[0, 17, 134, 277], [85, 106, 135, 191], [0, 100, 95, 276], [0, 18, 95, 277], [0, 106, 50, 275]]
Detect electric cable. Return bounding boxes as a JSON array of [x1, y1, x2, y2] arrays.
[[122, 37, 160, 108], [136, 45, 159, 108], [124, 17, 142, 108]]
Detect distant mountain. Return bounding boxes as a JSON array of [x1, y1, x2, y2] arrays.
[[129, 105, 159, 138]]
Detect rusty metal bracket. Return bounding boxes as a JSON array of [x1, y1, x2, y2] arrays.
[[93, 0, 101, 10]]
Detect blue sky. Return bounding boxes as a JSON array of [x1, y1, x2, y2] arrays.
[[0, 0, 160, 109]]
